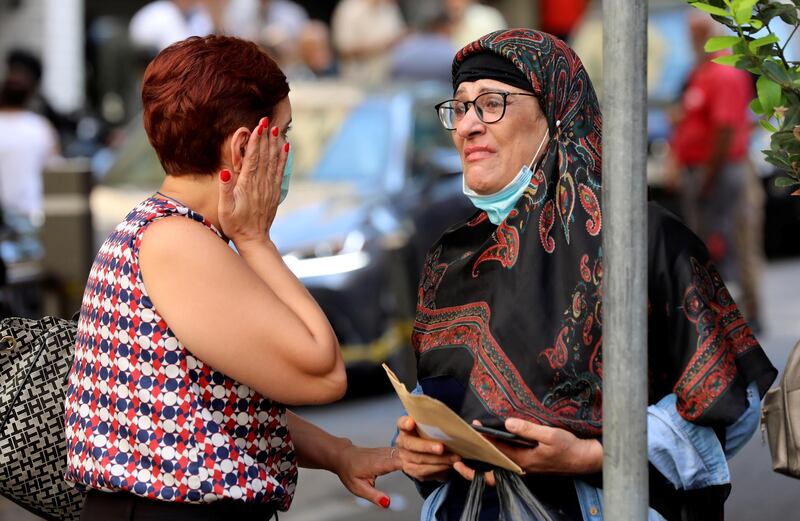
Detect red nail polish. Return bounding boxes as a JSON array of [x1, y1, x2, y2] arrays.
[[258, 125, 264, 136], [220, 169, 231, 182], [272, 126, 279, 137], [379, 496, 390, 509], [283, 143, 290, 153]]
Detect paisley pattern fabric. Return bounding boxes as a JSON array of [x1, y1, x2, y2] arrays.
[[413, 29, 776, 444]]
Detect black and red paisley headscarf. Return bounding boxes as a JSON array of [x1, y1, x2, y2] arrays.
[[412, 29, 776, 441]]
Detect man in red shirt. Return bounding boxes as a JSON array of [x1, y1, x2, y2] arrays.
[[668, 11, 754, 285], [540, 0, 588, 41]]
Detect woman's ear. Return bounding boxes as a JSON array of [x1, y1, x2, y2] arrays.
[[227, 127, 251, 173]]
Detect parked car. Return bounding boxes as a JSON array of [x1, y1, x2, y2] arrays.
[[91, 81, 475, 383], [270, 81, 475, 383]]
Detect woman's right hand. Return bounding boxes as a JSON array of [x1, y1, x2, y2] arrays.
[[218, 117, 288, 247], [395, 416, 460, 482]]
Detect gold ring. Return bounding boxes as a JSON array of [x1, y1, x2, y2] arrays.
[[0, 335, 16, 351]]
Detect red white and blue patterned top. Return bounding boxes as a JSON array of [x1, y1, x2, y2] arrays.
[[64, 197, 297, 509]]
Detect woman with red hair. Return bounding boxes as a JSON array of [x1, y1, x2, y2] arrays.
[[64, 35, 399, 520]]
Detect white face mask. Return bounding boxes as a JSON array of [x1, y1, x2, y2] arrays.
[[463, 120, 559, 225]]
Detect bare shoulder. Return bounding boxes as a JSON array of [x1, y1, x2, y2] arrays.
[[137, 215, 245, 297], [139, 215, 233, 263]]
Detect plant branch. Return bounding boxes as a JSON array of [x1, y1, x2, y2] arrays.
[[756, 4, 791, 68], [781, 23, 799, 54]]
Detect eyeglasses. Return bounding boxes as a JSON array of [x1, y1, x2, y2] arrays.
[[434, 91, 537, 130]]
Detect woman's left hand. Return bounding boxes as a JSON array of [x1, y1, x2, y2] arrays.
[[332, 444, 403, 509], [453, 418, 603, 485]]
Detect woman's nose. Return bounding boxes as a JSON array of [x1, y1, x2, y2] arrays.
[[455, 107, 484, 138]]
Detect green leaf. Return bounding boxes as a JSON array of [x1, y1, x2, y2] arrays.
[[690, 2, 731, 17], [764, 149, 793, 169], [773, 130, 800, 146], [713, 54, 743, 66], [763, 60, 791, 84], [734, 0, 758, 24], [784, 101, 800, 127], [734, 0, 759, 10], [774, 176, 799, 187], [750, 97, 764, 114], [779, 7, 799, 25], [759, 3, 796, 25], [732, 39, 749, 55], [705, 35, 741, 52], [749, 34, 780, 52], [760, 118, 778, 132], [758, 75, 782, 113]]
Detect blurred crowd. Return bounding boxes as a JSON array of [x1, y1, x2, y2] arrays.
[[128, 0, 508, 85], [1, 0, 594, 173], [3, 0, 799, 329]]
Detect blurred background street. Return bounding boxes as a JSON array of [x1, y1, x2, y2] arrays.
[[1, 0, 799, 519]]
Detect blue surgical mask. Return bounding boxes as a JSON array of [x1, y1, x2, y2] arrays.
[[463, 123, 554, 225], [279, 144, 294, 204]]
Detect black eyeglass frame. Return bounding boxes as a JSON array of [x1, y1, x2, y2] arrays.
[[434, 91, 538, 131]]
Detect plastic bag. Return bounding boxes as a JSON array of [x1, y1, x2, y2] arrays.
[[459, 469, 569, 521]]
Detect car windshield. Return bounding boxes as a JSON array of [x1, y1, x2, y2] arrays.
[[310, 100, 391, 185]]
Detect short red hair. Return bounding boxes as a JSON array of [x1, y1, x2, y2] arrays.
[[142, 35, 289, 175]]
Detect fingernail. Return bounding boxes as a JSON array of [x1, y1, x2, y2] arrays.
[[283, 142, 290, 153], [258, 125, 264, 136], [272, 126, 279, 137], [379, 496, 390, 509], [220, 169, 231, 182], [506, 418, 522, 430], [261, 116, 269, 128]]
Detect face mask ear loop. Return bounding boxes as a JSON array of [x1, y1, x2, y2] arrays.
[[528, 119, 561, 170]]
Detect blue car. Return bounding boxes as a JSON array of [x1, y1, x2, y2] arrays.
[[270, 82, 475, 383]]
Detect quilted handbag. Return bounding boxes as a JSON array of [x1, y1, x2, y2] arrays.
[[762, 339, 800, 478], [0, 316, 84, 520]]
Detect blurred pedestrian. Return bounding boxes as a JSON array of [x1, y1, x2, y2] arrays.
[[539, 0, 588, 41], [129, 0, 215, 54], [666, 12, 755, 285], [390, 4, 456, 83], [0, 49, 59, 225], [5, 49, 75, 145], [224, 0, 309, 49], [444, 0, 507, 48], [283, 20, 339, 81], [734, 160, 766, 331], [393, 29, 776, 520], [65, 35, 401, 520], [332, 0, 407, 85]]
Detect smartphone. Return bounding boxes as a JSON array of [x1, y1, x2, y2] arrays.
[[471, 424, 539, 448]]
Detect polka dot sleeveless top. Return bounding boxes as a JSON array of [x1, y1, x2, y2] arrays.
[[64, 196, 297, 509]]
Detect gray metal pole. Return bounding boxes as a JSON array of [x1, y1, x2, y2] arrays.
[[602, 0, 649, 519]]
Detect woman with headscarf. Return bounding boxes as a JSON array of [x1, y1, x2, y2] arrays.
[[394, 29, 776, 521]]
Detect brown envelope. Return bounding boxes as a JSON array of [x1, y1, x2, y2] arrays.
[[384, 364, 524, 474]]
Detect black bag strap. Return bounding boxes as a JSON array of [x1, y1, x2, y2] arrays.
[[0, 329, 49, 433]]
